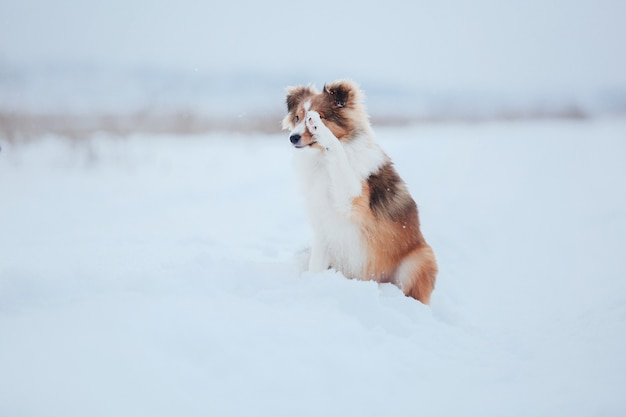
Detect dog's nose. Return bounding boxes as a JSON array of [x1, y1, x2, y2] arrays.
[[289, 134, 301, 145]]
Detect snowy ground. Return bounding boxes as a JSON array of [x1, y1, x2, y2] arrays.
[[1, 119, 625, 416]]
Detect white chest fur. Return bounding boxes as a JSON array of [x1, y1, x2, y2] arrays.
[[293, 135, 387, 278]]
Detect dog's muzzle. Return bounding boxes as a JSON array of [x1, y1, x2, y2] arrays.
[[289, 134, 301, 145]]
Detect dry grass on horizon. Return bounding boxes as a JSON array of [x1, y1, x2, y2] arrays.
[[0, 106, 594, 142]]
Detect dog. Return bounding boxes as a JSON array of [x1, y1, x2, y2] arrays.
[[282, 79, 437, 304]]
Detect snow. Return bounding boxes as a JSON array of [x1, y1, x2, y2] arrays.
[[3, 0, 625, 412], [1, 119, 626, 416]]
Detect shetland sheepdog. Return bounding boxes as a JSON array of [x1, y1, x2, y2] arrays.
[[282, 79, 437, 304]]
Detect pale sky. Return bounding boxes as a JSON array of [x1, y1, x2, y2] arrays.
[[1, 0, 625, 94]]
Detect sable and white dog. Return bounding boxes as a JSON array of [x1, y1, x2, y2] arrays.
[[282, 79, 437, 304]]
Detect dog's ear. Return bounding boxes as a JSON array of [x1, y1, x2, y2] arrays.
[[323, 79, 359, 108], [285, 85, 316, 112]]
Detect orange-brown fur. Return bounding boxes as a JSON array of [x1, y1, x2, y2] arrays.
[[283, 79, 437, 304], [351, 168, 436, 303]]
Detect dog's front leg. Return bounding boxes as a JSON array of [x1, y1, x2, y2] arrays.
[[308, 235, 330, 272], [306, 111, 362, 215]]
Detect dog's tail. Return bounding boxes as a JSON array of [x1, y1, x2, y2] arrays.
[[394, 244, 438, 304]]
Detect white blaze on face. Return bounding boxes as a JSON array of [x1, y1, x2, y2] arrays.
[[291, 121, 305, 137], [290, 99, 311, 136]]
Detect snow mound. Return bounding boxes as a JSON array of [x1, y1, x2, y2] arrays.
[[1, 120, 626, 416]]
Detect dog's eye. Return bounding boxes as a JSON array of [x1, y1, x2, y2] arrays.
[[294, 115, 300, 122]]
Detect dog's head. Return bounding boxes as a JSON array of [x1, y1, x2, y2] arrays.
[[281, 79, 369, 149]]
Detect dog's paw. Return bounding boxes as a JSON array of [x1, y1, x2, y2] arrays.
[[305, 110, 323, 132], [306, 110, 335, 149]]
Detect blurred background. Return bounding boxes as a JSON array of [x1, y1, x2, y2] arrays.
[[1, 0, 625, 140]]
